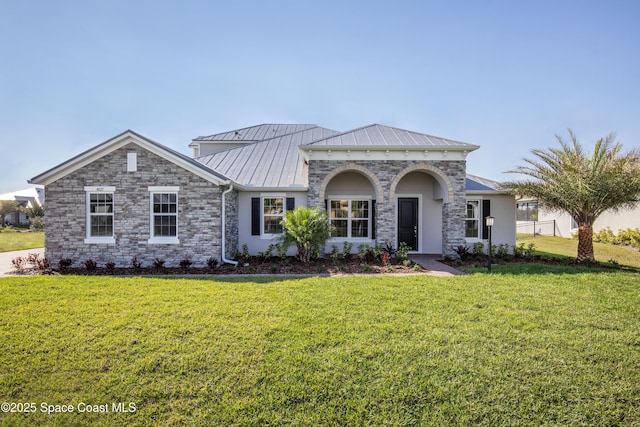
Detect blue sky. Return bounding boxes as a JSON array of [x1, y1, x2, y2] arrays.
[[1, 0, 639, 194]]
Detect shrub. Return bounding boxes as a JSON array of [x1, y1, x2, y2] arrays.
[[36, 257, 50, 271], [26, 252, 41, 267], [278, 207, 332, 263], [153, 258, 166, 271], [235, 244, 251, 265], [11, 257, 26, 273], [179, 259, 192, 271], [105, 261, 116, 270], [396, 242, 411, 260], [495, 244, 510, 259], [358, 244, 377, 264], [342, 241, 353, 261], [329, 245, 340, 263], [29, 216, 44, 231], [58, 258, 73, 270], [381, 252, 391, 267], [206, 257, 219, 270], [84, 259, 97, 272], [472, 242, 485, 257], [593, 227, 640, 250], [131, 256, 142, 269], [275, 243, 288, 261], [381, 242, 396, 258], [256, 251, 269, 263], [454, 245, 471, 261], [257, 245, 275, 263]]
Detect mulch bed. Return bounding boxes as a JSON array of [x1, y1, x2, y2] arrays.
[[10, 257, 428, 276]]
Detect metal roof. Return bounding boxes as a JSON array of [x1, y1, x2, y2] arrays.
[[303, 124, 479, 150], [466, 174, 502, 192], [193, 123, 318, 142], [196, 126, 339, 189]]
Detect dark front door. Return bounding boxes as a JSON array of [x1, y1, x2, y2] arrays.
[[398, 198, 418, 251]]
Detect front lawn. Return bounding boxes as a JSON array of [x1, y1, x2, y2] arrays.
[[517, 234, 640, 269], [0, 230, 44, 252], [1, 274, 638, 426]]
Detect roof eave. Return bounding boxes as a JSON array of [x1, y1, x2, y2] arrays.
[[237, 185, 308, 192], [466, 190, 509, 195], [302, 144, 480, 152]]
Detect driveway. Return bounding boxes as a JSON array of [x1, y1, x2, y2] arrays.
[[0, 248, 44, 276]]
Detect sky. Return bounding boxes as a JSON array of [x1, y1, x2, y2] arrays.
[[1, 0, 639, 194]]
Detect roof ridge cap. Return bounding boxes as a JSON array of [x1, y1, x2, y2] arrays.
[[193, 123, 318, 141]]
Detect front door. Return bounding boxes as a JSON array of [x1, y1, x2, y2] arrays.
[[398, 198, 418, 251]]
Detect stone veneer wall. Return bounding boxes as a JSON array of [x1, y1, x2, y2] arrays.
[[307, 159, 467, 256], [224, 189, 239, 259], [44, 143, 223, 268]]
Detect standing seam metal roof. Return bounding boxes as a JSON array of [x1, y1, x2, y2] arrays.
[[303, 124, 478, 149], [195, 126, 340, 188], [193, 124, 318, 142]]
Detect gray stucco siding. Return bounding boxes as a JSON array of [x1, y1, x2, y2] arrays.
[[44, 143, 223, 268], [236, 191, 306, 256]]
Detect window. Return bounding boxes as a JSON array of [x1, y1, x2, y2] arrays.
[[85, 186, 115, 244], [329, 199, 370, 239], [263, 197, 284, 235], [251, 196, 294, 237], [516, 202, 538, 221], [465, 200, 479, 238], [149, 186, 179, 244]]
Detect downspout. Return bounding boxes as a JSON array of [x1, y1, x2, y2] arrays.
[[221, 184, 238, 266]]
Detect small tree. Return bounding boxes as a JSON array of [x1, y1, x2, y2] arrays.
[[278, 206, 332, 263], [502, 130, 640, 262], [21, 203, 45, 220], [0, 200, 19, 227]]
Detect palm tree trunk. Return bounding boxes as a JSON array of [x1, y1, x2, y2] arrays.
[[577, 223, 595, 263]]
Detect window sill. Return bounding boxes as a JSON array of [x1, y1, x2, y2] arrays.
[[261, 233, 284, 240], [84, 237, 116, 244], [328, 237, 373, 242], [148, 237, 180, 245]]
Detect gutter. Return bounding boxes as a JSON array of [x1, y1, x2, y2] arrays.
[[221, 184, 238, 266]]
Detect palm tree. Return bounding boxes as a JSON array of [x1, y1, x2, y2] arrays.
[[501, 130, 640, 262], [0, 200, 19, 227]]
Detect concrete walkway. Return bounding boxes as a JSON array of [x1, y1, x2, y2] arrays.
[[409, 254, 467, 276], [0, 248, 44, 276]]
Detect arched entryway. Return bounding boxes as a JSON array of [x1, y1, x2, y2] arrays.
[[391, 168, 450, 254]]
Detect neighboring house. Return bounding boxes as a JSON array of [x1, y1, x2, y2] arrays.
[[0, 187, 44, 226], [516, 199, 640, 237], [29, 124, 515, 267]]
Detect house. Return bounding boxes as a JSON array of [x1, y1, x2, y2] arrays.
[[0, 187, 44, 226], [516, 199, 640, 237], [29, 124, 515, 267]]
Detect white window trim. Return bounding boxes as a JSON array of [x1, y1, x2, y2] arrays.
[[260, 193, 286, 239], [465, 198, 483, 242], [148, 186, 180, 244], [84, 186, 116, 244], [327, 195, 373, 242]]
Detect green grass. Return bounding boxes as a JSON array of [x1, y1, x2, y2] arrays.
[[0, 230, 44, 252], [1, 274, 639, 426], [517, 234, 640, 269]]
